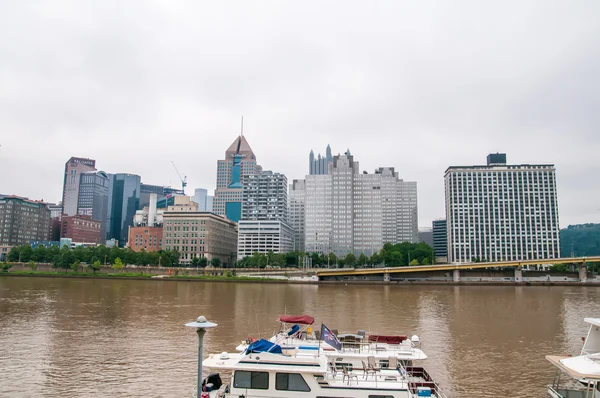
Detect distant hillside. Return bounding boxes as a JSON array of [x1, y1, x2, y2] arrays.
[[560, 223, 600, 257]]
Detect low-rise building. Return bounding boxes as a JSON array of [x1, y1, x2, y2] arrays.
[[61, 215, 102, 244], [0, 195, 52, 246], [128, 227, 163, 252], [237, 220, 295, 259], [162, 197, 237, 266]]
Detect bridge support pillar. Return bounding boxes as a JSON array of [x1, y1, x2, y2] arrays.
[[383, 272, 390, 283], [579, 263, 587, 282], [514, 267, 523, 283], [452, 269, 460, 282]]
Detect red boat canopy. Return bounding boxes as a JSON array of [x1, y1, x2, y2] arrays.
[[279, 315, 315, 325], [368, 335, 408, 344]]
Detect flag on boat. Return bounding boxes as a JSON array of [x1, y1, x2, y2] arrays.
[[321, 323, 342, 350]]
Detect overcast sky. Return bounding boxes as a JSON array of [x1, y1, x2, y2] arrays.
[[1, 1, 599, 228]]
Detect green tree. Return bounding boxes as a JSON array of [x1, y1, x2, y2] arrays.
[[71, 261, 80, 273], [199, 257, 208, 268], [344, 253, 357, 266], [409, 259, 420, 266], [358, 253, 368, 266], [327, 253, 337, 268], [191, 256, 200, 268], [28, 260, 37, 271], [1, 262, 11, 272], [112, 257, 124, 271], [7, 246, 20, 262], [90, 260, 102, 274], [211, 257, 221, 268], [33, 245, 47, 263]]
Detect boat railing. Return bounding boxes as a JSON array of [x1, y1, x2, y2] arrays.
[[339, 340, 416, 355], [405, 366, 448, 398]]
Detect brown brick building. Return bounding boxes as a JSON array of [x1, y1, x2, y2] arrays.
[[61, 215, 101, 244], [128, 226, 163, 252]]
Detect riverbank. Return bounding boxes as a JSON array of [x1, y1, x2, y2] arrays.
[[2, 270, 600, 286]]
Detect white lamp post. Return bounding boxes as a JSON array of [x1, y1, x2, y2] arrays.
[[186, 316, 218, 396]]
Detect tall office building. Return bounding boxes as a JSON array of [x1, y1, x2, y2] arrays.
[[107, 173, 141, 246], [304, 152, 418, 257], [192, 188, 213, 212], [288, 179, 306, 252], [444, 153, 560, 263], [213, 135, 261, 222], [237, 171, 294, 259], [77, 170, 111, 240], [432, 219, 448, 259], [0, 195, 51, 246], [309, 144, 333, 175], [418, 228, 434, 247], [62, 157, 96, 216]]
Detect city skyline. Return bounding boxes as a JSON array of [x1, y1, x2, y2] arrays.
[[1, 2, 599, 228]]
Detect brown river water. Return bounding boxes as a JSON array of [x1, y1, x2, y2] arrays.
[[1, 277, 599, 397]]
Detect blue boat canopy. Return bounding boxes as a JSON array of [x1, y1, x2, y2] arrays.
[[245, 339, 283, 355], [288, 324, 300, 336]]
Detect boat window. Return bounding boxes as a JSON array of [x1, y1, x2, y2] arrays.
[[233, 371, 269, 390], [275, 373, 311, 392]]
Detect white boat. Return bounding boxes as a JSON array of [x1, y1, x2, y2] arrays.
[[235, 315, 428, 368], [201, 340, 447, 398], [546, 318, 600, 397]]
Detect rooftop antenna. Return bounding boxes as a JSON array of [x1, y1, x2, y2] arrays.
[[240, 116, 244, 137]]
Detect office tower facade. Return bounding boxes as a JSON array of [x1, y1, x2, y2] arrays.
[[139, 184, 184, 209], [107, 173, 141, 246], [192, 188, 214, 212], [60, 215, 102, 244], [0, 195, 52, 246], [237, 170, 294, 259], [213, 135, 261, 222], [288, 179, 306, 252], [62, 157, 96, 216], [162, 196, 237, 265], [242, 171, 288, 221], [444, 153, 560, 263], [77, 170, 111, 240], [432, 219, 448, 259], [304, 152, 418, 257], [46, 202, 63, 241], [309, 144, 333, 175], [418, 228, 434, 247]]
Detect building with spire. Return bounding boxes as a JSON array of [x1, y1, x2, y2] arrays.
[[213, 134, 261, 222], [309, 144, 333, 175]]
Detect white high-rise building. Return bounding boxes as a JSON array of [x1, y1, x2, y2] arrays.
[[304, 151, 418, 257], [444, 153, 560, 263], [237, 170, 294, 259]]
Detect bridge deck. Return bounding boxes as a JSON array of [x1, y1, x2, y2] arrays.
[[316, 256, 600, 277]]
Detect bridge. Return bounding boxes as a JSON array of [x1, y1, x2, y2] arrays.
[[315, 256, 600, 282]]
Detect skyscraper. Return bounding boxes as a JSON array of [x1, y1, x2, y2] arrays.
[[309, 144, 333, 175], [77, 170, 111, 240], [432, 219, 447, 259], [237, 171, 294, 259], [192, 188, 213, 212], [62, 157, 96, 216], [304, 151, 418, 257], [107, 173, 141, 246], [288, 179, 306, 252], [213, 135, 261, 222], [444, 153, 560, 263]]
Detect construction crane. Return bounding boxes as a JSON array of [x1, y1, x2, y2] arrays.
[[171, 161, 187, 194]]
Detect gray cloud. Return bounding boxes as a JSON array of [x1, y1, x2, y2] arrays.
[[1, 0, 599, 227]]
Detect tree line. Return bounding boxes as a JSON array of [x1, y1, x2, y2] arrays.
[[5, 241, 435, 269]]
